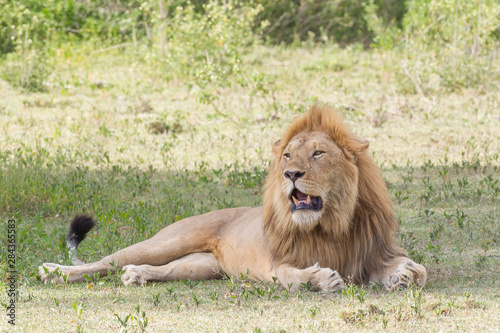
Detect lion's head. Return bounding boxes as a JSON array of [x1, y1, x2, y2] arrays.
[[263, 105, 403, 283]]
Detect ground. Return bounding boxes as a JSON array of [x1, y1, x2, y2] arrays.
[[0, 45, 499, 332]]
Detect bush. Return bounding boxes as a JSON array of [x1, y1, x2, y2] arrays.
[[396, 0, 500, 92], [0, 0, 153, 54], [1, 47, 52, 92], [256, 0, 407, 45]]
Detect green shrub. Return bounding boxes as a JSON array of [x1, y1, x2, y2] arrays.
[[1, 47, 52, 92], [256, 0, 407, 45], [396, 0, 500, 92]]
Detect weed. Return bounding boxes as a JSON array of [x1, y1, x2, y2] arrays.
[[114, 313, 132, 332], [342, 284, 356, 300], [342, 284, 366, 303], [394, 190, 409, 205], [107, 261, 125, 288], [400, 232, 425, 264], [115, 306, 148, 332], [72, 301, 84, 320], [250, 286, 266, 298], [308, 306, 319, 318], [381, 316, 388, 329], [192, 293, 202, 308], [151, 293, 161, 306], [300, 281, 312, 291], [408, 288, 424, 317], [208, 291, 219, 302], [427, 223, 444, 264], [175, 302, 183, 312], [357, 289, 366, 304], [181, 279, 200, 289], [266, 285, 280, 300]]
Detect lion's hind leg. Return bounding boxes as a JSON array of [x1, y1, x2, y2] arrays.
[[121, 253, 223, 286], [374, 257, 427, 291]]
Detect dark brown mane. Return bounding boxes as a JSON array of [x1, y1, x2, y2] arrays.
[[262, 105, 405, 284]]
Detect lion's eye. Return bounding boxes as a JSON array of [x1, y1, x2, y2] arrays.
[[283, 153, 291, 159], [313, 151, 325, 157]]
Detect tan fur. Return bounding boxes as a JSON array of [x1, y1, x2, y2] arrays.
[[39, 105, 426, 291]]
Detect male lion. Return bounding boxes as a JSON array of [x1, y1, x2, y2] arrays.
[[40, 105, 426, 291]]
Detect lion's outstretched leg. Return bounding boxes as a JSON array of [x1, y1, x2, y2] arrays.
[[39, 209, 252, 284], [372, 256, 427, 291], [121, 253, 223, 286], [39, 236, 206, 284], [275, 263, 344, 292]]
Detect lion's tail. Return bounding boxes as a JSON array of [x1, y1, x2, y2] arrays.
[[66, 215, 96, 266]]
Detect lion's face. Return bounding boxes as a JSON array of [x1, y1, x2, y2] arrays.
[[278, 131, 358, 229]]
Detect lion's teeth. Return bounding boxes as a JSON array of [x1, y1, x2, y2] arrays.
[[292, 197, 299, 205], [306, 195, 311, 204]]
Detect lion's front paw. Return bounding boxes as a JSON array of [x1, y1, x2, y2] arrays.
[[38, 263, 67, 284], [305, 263, 344, 292], [386, 261, 426, 291], [121, 265, 146, 287]]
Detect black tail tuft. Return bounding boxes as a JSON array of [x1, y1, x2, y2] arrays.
[[66, 214, 96, 250]]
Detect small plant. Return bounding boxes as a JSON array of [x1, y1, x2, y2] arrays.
[[308, 306, 319, 318], [133, 305, 148, 331], [72, 301, 84, 320], [444, 209, 468, 229], [226, 275, 237, 293], [356, 289, 366, 304], [300, 281, 312, 291], [114, 306, 148, 333], [151, 293, 161, 306], [400, 232, 425, 264], [381, 316, 388, 329], [427, 223, 444, 264], [250, 286, 266, 298], [114, 313, 131, 332], [175, 302, 183, 312], [240, 269, 251, 281], [83, 274, 92, 285], [342, 284, 357, 301], [42, 266, 67, 283], [394, 190, 409, 205], [408, 288, 424, 317], [266, 285, 280, 300], [208, 291, 219, 302], [192, 293, 202, 308], [181, 279, 200, 289], [108, 261, 125, 288], [342, 284, 366, 303]]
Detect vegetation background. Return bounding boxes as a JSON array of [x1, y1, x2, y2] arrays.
[[0, 0, 499, 331]]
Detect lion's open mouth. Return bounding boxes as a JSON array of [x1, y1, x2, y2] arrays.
[[290, 188, 322, 213]]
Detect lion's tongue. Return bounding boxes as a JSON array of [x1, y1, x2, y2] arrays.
[[296, 190, 308, 201]]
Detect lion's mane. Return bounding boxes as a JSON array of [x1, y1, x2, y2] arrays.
[[263, 105, 405, 284]]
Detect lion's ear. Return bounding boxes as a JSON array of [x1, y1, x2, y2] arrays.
[[271, 139, 283, 155], [350, 138, 369, 153], [358, 139, 370, 151]]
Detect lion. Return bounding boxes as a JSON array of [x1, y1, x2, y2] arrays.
[[39, 105, 427, 291]]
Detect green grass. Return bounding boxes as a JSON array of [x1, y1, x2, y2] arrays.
[[1, 45, 499, 331]]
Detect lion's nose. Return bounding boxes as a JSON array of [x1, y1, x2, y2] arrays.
[[284, 170, 305, 181]]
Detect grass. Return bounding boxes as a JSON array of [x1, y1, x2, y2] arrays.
[[0, 44, 499, 331]]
